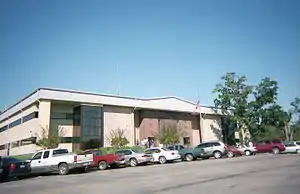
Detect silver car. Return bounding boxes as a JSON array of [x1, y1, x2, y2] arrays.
[[115, 149, 153, 167], [283, 142, 300, 154]]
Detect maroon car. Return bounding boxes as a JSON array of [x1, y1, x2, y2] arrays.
[[254, 139, 285, 154], [225, 145, 242, 158]]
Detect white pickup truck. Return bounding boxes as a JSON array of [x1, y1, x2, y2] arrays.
[[28, 148, 94, 175]]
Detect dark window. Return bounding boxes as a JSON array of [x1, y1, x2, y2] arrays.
[[51, 113, 74, 120], [0, 125, 8, 133], [212, 142, 221, 146], [21, 137, 36, 146], [150, 149, 161, 153], [9, 119, 21, 128], [183, 137, 190, 145], [61, 137, 81, 143], [11, 141, 20, 148], [43, 151, 50, 158], [296, 142, 300, 146], [32, 152, 42, 160], [265, 140, 270, 144], [167, 146, 174, 150], [179, 145, 184, 150], [256, 141, 264, 145], [93, 150, 102, 156], [272, 139, 281, 144], [53, 149, 69, 156], [23, 112, 38, 123], [0, 144, 6, 150]]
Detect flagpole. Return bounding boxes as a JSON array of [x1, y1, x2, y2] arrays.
[[197, 87, 204, 143]]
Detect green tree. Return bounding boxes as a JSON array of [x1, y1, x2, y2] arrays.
[[155, 124, 186, 146], [213, 72, 253, 145], [247, 77, 279, 139], [36, 126, 65, 149], [106, 128, 129, 148]]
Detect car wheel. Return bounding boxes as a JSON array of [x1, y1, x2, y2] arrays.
[[245, 150, 251, 156], [159, 156, 167, 164], [185, 154, 194, 162], [272, 147, 279, 154], [296, 149, 300, 154], [58, 163, 69, 175], [227, 151, 234, 158], [129, 158, 138, 167], [214, 151, 222, 159], [98, 161, 108, 170]]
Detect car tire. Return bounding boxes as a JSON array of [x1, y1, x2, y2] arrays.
[[185, 154, 194, 162], [227, 151, 234, 158], [159, 156, 167, 164], [296, 149, 300, 154], [245, 150, 251, 156], [214, 151, 222, 159], [58, 163, 69, 175], [129, 158, 138, 167], [98, 161, 108, 170], [272, 147, 279, 154]]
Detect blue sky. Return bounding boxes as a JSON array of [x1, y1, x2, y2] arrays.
[[0, 0, 299, 111]]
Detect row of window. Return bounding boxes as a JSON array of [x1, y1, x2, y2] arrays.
[[0, 112, 38, 133], [0, 137, 37, 150], [50, 112, 103, 120]]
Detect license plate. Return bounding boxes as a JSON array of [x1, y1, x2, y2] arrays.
[[20, 165, 25, 168]]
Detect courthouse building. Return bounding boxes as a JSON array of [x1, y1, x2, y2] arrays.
[[0, 88, 225, 156]]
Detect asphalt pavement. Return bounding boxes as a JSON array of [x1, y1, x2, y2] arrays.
[[1, 154, 300, 194]]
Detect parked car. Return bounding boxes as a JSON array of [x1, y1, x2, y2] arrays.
[[0, 157, 31, 182], [254, 139, 285, 154], [237, 145, 257, 156], [115, 149, 153, 167], [282, 142, 300, 154], [28, 148, 94, 175], [167, 145, 185, 151], [179, 141, 227, 161], [145, 147, 181, 164], [84, 150, 125, 170], [226, 145, 242, 158]]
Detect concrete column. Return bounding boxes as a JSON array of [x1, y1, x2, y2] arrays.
[[38, 100, 51, 135]]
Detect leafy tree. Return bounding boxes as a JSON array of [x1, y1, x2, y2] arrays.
[[36, 126, 65, 149], [247, 77, 279, 138], [106, 128, 129, 148], [213, 72, 253, 145], [155, 124, 186, 146]]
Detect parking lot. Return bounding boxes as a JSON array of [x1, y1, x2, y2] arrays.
[[1, 154, 300, 194]]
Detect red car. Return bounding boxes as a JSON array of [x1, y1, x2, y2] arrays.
[[84, 150, 126, 170], [225, 145, 242, 158], [253, 139, 285, 154]]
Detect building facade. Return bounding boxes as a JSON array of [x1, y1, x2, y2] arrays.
[[0, 88, 226, 156]]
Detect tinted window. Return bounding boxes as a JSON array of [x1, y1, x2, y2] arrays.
[[51, 113, 74, 120], [265, 140, 270, 144], [212, 142, 221, 146], [9, 119, 21, 128], [256, 141, 264, 145], [53, 149, 68, 155], [23, 112, 38, 123], [150, 149, 161, 153], [124, 150, 133, 155], [167, 146, 174, 150], [32, 152, 42, 160], [43, 151, 50, 158], [179, 145, 184, 150], [272, 139, 281, 144], [93, 150, 102, 156], [0, 125, 8, 133]]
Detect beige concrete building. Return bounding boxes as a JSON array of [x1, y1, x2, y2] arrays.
[[0, 88, 226, 156]]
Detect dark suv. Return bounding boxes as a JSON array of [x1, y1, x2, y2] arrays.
[[254, 139, 285, 154]]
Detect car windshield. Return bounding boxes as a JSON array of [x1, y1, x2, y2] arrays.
[[132, 149, 144, 153]]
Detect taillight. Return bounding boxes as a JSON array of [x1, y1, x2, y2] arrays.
[[10, 163, 16, 171], [74, 155, 78, 162]]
